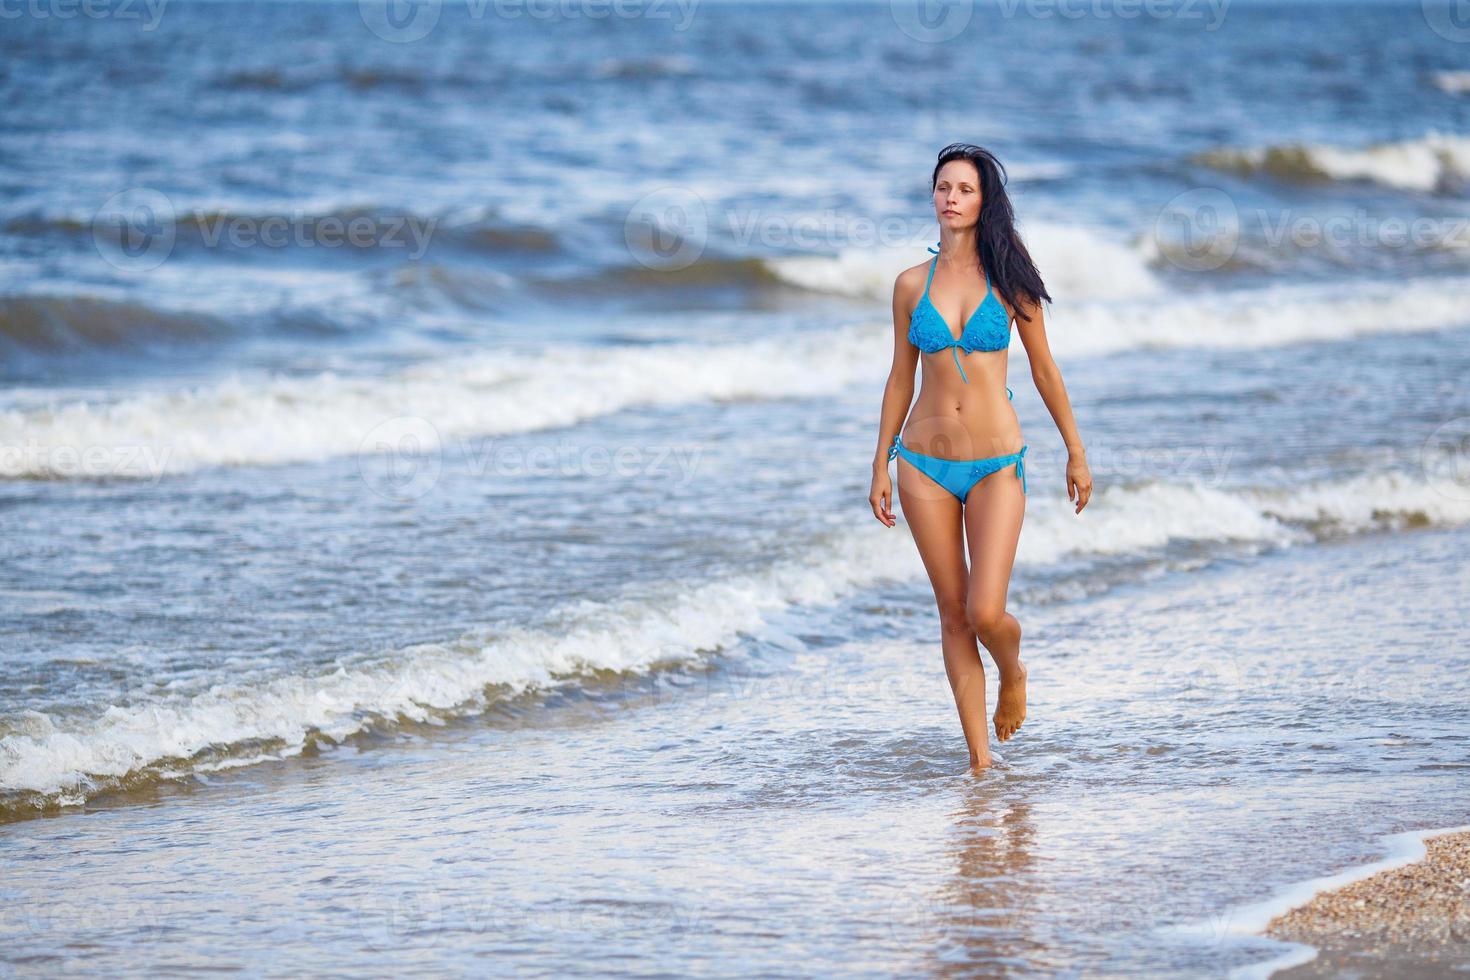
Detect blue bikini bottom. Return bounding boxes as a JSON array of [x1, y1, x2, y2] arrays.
[[889, 434, 1028, 502]]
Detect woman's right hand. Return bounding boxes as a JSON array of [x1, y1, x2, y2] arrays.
[[870, 468, 896, 527]]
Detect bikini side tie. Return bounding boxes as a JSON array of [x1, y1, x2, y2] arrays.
[[966, 444, 1027, 495]]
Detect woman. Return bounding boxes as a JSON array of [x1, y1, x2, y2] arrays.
[[869, 143, 1092, 771]]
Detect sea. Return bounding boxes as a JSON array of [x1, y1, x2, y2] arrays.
[[2, 0, 1469, 974]]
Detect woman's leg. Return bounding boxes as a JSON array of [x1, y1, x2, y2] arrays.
[[963, 463, 1027, 742], [895, 458, 994, 769]]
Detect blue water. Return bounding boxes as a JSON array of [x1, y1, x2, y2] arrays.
[[2, 1, 1469, 975]]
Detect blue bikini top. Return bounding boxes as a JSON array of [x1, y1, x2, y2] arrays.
[[907, 242, 1012, 385]]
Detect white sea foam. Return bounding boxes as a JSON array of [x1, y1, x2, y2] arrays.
[[5, 271, 1468, 479], [1431, 71, 1470, 95], [764, 221, 1162, 303], [0, 324, 878, 478], [1156, 822, 1470, 980], [0, 522, 921, 804], [1195, 130, 1470, 194], [4, 455, 1466, 808]]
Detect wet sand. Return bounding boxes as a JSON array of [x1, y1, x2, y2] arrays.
[[1266, 829, 1470, 978]]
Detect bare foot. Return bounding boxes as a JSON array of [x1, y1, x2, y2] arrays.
[[993, 663, 1027, 741], [968, 752, 993, 772]]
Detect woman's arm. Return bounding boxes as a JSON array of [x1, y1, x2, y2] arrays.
[[1014, 295, 1093, 513], [873, 268, 920, 471], [869, 268, 921, 526]]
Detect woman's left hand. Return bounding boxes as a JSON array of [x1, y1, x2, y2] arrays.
[[1067, 451, 1092, 514]]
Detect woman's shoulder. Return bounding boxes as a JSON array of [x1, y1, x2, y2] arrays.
[[892, 258, 932, 303]]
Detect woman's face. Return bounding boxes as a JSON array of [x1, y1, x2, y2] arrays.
[[933, 160, 982, 232]]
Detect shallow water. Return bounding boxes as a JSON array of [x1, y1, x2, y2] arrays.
[[3, 519, 1467, 975], [3, 0, 1470, 974]]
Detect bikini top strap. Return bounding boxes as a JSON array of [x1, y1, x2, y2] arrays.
[[923, 254, 938, 297]]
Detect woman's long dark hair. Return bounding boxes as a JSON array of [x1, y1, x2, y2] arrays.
[[931, 143, 1051, 322]]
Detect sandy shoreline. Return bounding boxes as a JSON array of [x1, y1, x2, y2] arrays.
[[1263, 828, 1470, 978]]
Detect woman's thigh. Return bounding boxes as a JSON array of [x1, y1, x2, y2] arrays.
[[896, 457, 969, 608], [962, 466, 1025, 621]]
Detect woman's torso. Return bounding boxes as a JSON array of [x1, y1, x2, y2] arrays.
[[901, 263, 1024, 461]]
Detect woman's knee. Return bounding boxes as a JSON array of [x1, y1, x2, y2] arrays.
[[935, 596, 970, 635], [967, 602, 1012, 640]]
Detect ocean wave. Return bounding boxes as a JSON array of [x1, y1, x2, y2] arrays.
[[590, 55, 697, 80], [212, 64, 476, 93], [764, 222, 1162, 303], [1431, 71, 1470, 95], [8, 203, 557, 258], [0, 523, 920, 817], [3, 455, 1465, 817], [379, 263, 517, 312], [552, 255, 787, 297], [1191, 130, 1470, 194], [5, 274, 1470, 479], [0, 322, 880, 478], [1046, 274, 1470, 358], [1024, 458, 1470, 566], [0, 293, 232, 354], [210, 56, 690, 94], [0, 288, 365, 362]]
